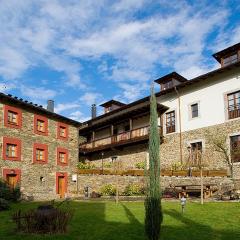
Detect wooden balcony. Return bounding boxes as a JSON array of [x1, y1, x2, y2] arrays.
[[79, 125, 162, 154], [228, 107, 240, 119]]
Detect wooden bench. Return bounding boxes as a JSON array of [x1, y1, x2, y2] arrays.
[[174, 184, 217, 199]]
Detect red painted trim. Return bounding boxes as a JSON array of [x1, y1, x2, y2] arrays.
[[56, 147, 69, 166], [56, 172, 68, 194], [2, 168, 21, 184], [33, 143, 48, 164], [34, 114, 48, 136], [4, 105, 22, 129], [2, 137, 22, 161], [57, 122, 69, 141]]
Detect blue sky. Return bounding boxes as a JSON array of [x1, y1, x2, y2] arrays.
[[0, 0, 239, 122]]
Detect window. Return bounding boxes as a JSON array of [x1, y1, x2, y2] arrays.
[[34, 115, 48, 136], [230, 135, 240, 163], [161, 80, 173, 90], [57, 148, 68, 166], [4, 105, 22, 129], [57, 123, 69, 140], [33, 143, 48, 164], [166, 111, 175, 134], [36, 149, 45, 161], [222, 54, 238, 67], [191, 103, 199, 118], [2, 137, 21, 161], [190, 142, 202, 166], [6, 144, 17, 157], [37, 120, 45, 132], [227, 91, 240, 119]]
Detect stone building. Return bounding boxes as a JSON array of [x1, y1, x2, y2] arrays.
[[1, 42, 240, 199], [79, 42, 240, 190], [0, 94, 80, 200]]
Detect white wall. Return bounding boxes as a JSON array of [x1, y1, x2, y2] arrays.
[[157, 70, 240, 134]]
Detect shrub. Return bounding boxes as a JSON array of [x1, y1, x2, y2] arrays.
[[135, 162, 145, 169], [123, 184, 145, 196], [0, 179, 21, 202], [77, 162, 95, 169], [103, 162, 113, 168], [12, 205, 73, 234], [0, 198, 10, 211], [100, 184, 116, 196]]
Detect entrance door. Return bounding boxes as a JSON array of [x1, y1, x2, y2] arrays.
[[58, 176, 65, 198], [6, 174, 17, 188]]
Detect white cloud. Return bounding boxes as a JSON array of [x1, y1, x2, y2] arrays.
[[79, 92, 103, 106], [20, 86, 57, 100], [69, 110, 88, 122], [55, 102, 80, 114]]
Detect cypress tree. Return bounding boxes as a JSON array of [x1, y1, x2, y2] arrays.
[[145, 84, 163, 240]]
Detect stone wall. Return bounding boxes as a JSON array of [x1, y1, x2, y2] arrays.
[[81, 118, 240, 179], [0, 101, 79, 200], [73, 174, 234, 196]]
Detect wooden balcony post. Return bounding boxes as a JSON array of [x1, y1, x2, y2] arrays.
[[92, 131, 95, 147], [129, 118, 132, 138], [110, 125, 114, 143]]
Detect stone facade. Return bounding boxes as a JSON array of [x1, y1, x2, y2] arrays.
[[73, 174, 233, 196], [0, 101, 79, 200], [81, 117, 240, 179]]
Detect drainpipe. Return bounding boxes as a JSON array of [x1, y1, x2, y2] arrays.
[[174, 86, 183, 165]]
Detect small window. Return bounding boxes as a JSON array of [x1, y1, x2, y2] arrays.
[[227, 91, 240, 119], [59, 152, 67, 163], [3, 137, 21, 161], [191, 103, 199, 118], [33, 143, 48, 164], [222, 54, 238, 67], [4, 105, 22, 129], [36, 149, 45, 161], [34, 115, 48, 136], [59, 126, 66, 137], [57, 123, 69, 140], [37, 120, 45, 132], [8, 111, 18, 125], [166, 111, 175, 134], [57, 148, 68, 166], [6, 144, 17, 157], [230, 135, 240, 163]]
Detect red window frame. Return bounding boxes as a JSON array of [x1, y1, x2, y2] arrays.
[[2, 137, 21, 161], [57, 147, 69, 166], [2, 168, 21, 185], [33, 143, 48, 164], [4, 105, 22, 129], [34, 114, 48, 136], [57, 122, 69, 140], [56, 172, 68, 194]]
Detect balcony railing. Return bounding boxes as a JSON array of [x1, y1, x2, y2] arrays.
[[228, 104, 240, 119], [80, 125, 162, 151]]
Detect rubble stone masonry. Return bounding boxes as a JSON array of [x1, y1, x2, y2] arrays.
[[0, 101, 79, 200]]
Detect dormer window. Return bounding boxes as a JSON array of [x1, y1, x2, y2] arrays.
[[222, 53, 238, 67], [154, 72, 187, 91], [100, 100, 126, 114], [213, 42, 240, 68]]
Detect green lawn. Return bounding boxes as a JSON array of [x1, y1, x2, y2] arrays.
[[0, 201, 239, 240]]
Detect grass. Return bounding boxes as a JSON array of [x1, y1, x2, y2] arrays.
[[0, 201, 239, 240]]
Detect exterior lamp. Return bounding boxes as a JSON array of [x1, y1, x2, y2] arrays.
[[10, 169, 15, 174], [180, 194, 187, 214], [111, 155, 118, 163]]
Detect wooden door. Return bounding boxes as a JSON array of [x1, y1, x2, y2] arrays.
[[6, 174, 17, 188], [58, 176, 65, 198]]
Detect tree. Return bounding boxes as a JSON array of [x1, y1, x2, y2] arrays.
[[206, 130, 237, 178], [145, 84, 163, 240]]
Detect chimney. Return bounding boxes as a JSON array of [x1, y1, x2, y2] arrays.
[[91, 104, 97, 119], [47, 100, 54, 112]]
